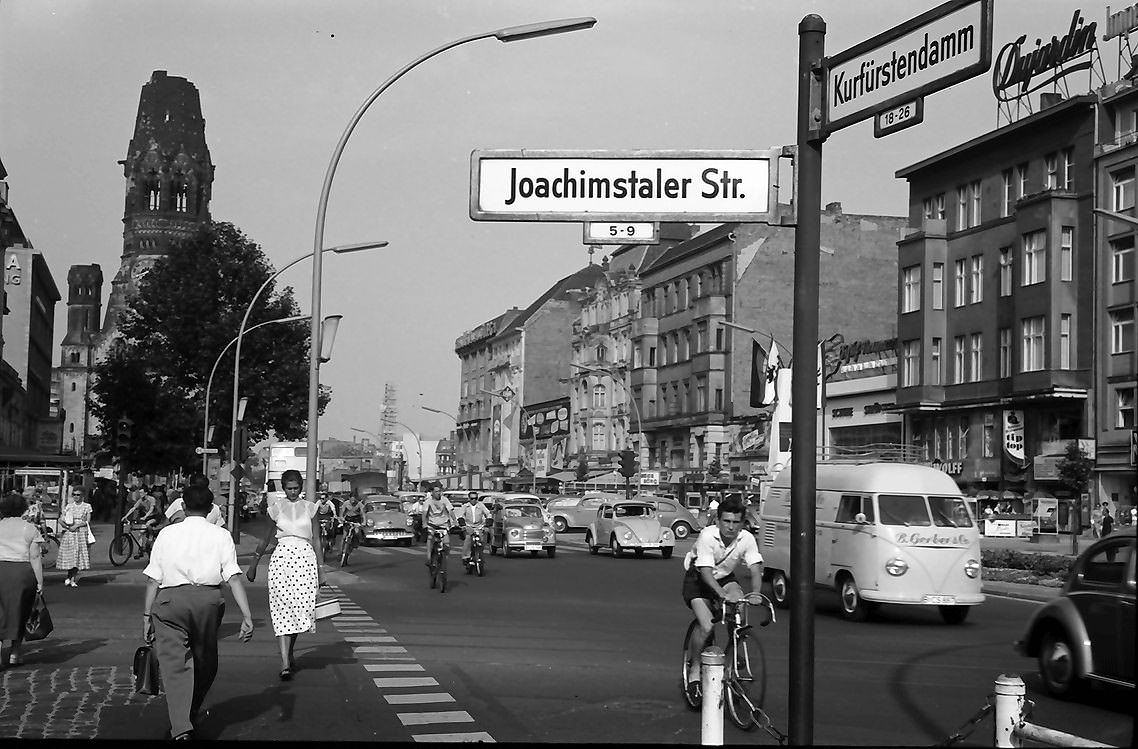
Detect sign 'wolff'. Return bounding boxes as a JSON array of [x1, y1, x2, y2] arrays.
[[470, 149, 787, 223]]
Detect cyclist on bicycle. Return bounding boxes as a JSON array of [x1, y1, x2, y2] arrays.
[[339, 494, 365, 549], [458, 491, 490, 566], [421, 487, 456, 563], [682, 496, 763, 692], [122, 488, 163, 554], [315, 493, 338, 546]]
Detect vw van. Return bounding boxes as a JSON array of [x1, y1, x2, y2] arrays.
[[757, 460, 983, 624]]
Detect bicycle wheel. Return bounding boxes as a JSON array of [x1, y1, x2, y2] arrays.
[[681, 620, 715, 711], [438, 551, 447, 593], [725, 630, 767, 731], [109, 533, 135, 567], [340, 532, 351, 567]]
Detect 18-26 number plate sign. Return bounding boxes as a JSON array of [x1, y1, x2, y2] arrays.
[[470, 149, 784, 223]]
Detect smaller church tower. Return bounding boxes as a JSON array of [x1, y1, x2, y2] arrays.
[[58, 265, 103, 454]]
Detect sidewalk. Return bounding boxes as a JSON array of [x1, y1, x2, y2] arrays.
[[2, 520, 395, 741]]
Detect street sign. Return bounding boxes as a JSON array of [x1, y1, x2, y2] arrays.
[[823, 0, 993, 133], [470, 148, 794, 223], [229, 463, 247, 482], [195, 446, 219, 455], [873, 97, 924, 138], [583, 222, 659, 245]]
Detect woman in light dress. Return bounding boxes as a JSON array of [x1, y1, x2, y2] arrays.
[[56, 488, 93, 587]]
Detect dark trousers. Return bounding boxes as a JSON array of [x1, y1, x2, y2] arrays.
[[151, 585, 225, 737]]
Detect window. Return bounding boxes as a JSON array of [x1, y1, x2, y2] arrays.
[[1111, 308, 1135, 353], [969, 255, 983, 303], [593, 384, 607, 408], [682, 329, 692, 360], [648, 346, 656, 366], [1021, 316, 1046, 372], [930, 337, 942, 385], [714, 326, 724, 350], [147, 182, 160, 211], [1022, 230, 1046, 285], [954, 259, 967, 306], [970, 179, 981, 224], [902, 339, 921, 386], [714, 387, 723, 410], [954, 336, 966, 384], [696, 376, 708, 411], [1059, 314, 1072, 370], [697, 322, 708, 352], [958, 417, 969, 458], [932, 263, 944, 309], [1112, 236, 1135, 283], [1112, 167, 1135, 210], [1062, 148, 1074, 190], [902, 265, 921, 313], [923, 197, 934, 219], [1018, 163, 1028, 197], [1059, 227, 1073, 281], [1117, 387, 1136, 428], [969, 333, 983, 382], [1045, 152, 1058, 189], [591, 422, 607, 451], [596, 343, 608, 362], [174, 183, 188, 212], [956, 185, 968, 231], [1002, 169, 1014, 216], [679, 279, 689, 310], [934, 193, 945, 219], [983, 416, 995, 457], [999, 247, 1013, 296]]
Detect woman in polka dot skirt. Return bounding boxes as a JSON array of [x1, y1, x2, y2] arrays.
[[247, 469, 321, 680]]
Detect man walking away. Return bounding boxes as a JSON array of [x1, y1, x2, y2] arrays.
[[142, 486, 254, 740], [1101, 507, 1114, 537]]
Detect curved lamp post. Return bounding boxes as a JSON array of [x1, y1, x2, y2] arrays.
[[228, 241, 386, 534], [304, 15, 597, 506], [356, 422, 422, 487]]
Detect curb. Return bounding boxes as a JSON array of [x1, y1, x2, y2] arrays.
[[981, 580, 1060, 603]]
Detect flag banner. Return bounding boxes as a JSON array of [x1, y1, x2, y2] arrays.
[[750, 340, 767, 408], [762, 341, 781, 406]]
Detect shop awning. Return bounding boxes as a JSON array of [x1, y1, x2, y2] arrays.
[[547, 470, 577, 482]]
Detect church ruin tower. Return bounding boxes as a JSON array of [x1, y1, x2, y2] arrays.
[[96, 69, 213, 356], [58, 265, 103, 454]]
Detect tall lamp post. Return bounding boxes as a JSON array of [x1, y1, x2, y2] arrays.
[[229, 241, 384, 537], [304, 15, 597, 508]]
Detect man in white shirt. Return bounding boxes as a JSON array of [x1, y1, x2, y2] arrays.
[[165, 475, 226, 527], [682, 496, 763, 692], [458, 491, 491, 565], [143, 486, 254, 740], [421, 487, 456, 561]]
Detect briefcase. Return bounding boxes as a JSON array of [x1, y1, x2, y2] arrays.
[[133, 643, 162, 695]]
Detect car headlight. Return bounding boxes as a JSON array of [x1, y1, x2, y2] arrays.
[[885, 557, 909, 576], [509, 528, 521, 539], [964, 559, 981, 578], [661, 529, 673, 541], [406, 517, 413, 527], [622, 531, 633, 541], [366, 519, 375, 527]]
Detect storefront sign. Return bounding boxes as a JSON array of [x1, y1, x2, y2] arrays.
[[455, 320, 498, 350], [1003, 409, 1025, 466], [863, 402, 895, 415], [992, 10, 1098, 102], [4, 253, 20, 286], [984, 518, 1017, 537], [931, 459, 964, 475], [830, 407, 854, 419], [1033, 454, 1062, 481], [640, 470, 660, 486], [1106, 2, 1138, 40]]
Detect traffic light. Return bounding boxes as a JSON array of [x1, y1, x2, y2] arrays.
[[115, 416, 133, 454], [618, 449, 639, 479], [234, 426, 252, 463]]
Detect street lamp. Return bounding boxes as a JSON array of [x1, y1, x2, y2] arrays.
[[229, 240, 385, 535], [304, 15, 597, 507]]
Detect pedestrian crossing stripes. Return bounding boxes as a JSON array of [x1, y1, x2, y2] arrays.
[[323, 583, 495, 743]]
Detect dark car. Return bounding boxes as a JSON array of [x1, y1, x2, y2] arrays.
[[1015, 528, 1135, 697]]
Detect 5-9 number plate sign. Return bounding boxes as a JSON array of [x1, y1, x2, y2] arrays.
[[583, 222, 659, 244]]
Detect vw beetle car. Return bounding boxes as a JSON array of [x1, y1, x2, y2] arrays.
[[640, 495, 704, 539], [489, 502, 556, 558], [360, 494, 414, 546], [547, 493, 619, 533], [1015, 528, 1135, 697], [586, 500, 674, 558]]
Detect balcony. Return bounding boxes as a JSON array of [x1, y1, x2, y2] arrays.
[[691, 351, 727, 372], [632, 317, 658, 338], [630, 368, 658, 388], [693, 295, 726, 320]]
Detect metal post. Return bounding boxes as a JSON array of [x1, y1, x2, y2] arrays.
[[700, 647, 725, 746], [992, 673, 1024, 748], [790, 14, 826, 746]]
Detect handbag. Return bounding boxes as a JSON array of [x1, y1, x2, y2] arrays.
[[132, 641, 162, 695], [315, 594, 341, 620], [87, 525, 96, 545], [24, 592, 53, 641]]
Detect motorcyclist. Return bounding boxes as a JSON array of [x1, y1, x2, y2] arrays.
[[458, 491, 491, 567], [421, 487, 456, 563]]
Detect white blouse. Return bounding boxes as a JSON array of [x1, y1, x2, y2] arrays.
[[268, 498, 317, 540]]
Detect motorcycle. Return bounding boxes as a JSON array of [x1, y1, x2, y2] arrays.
[[461, 522, 486, 577]]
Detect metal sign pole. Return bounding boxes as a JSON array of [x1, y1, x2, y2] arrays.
[[790, 14, 826, 745]]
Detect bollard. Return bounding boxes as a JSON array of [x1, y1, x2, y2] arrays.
[[701, 647, 725, 746], [993, 673, 1024, 748]]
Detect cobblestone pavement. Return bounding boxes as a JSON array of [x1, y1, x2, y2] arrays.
[[0, 665, 159, 739]]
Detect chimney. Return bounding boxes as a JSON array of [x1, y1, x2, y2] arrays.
[[825, 201, 843, 215], [1040, 92, 1064, 110]]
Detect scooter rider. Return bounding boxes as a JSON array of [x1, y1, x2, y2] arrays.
[[459, 491, 491, 567], [421, 487, 456, 563]]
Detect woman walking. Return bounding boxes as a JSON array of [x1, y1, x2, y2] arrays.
[[0, 493, 45, 667], [56, 488, 93, 587], [247, 469, 321, 680]]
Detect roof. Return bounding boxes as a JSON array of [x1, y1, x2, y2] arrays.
[[640, 223, 737, 278], [493, 263, 606, 342]]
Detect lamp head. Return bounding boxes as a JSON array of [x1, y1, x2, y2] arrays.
[[331, 240, 388, 254], [494, 16, 596, 42]]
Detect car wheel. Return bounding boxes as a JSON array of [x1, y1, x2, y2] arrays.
[[553, 517, 568, 533], [672, 522, 692, 540], [634, 548, 645, 557], [610, 535, 623, 558], [586, 532, 599, 555], [1039, 629, 1080, 698], [530, 550, 539, 557], [661, 547, 673, 559], [546, 548, 556, 558], [939, 605, 970, 625], [837, 574, 871, 622], [769, 570, 790, 609]]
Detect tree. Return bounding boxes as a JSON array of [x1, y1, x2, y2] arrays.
[[1057, 440, 1094, 553], [90, 221, 330, 471]]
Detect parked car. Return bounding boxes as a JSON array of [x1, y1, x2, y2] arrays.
[[1015, 528, 1135, 697], [360, 494, 414, 546], [585, 500, 675, 558], [641, 495, 704, 539], [489, 502, 556, 558], [547, 493, 619, 533], [393, 490, 426, 515]]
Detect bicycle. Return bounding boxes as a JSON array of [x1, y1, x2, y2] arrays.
[[340, 520, 362, 567], [681, 592, 776, 731], [37, 525, 60, 561], [318, 517, 338, 561], [109, 521, 156, 567], [427, 527, 449, 592]]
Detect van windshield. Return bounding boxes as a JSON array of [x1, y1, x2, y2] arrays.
[[929, 496, 974, 528], [877, 495, 932, 526]]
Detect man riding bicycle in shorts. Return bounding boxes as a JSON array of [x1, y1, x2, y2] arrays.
[[458, 491, 490, 566], [123, 488, 163, 556], [421, 487, 456, 564], [682, 496, 763, 693], [339, 494, 366, 548], [315, 493, 338, 548]]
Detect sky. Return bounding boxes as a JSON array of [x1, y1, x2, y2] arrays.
[[0, 0, 1109, 444]]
